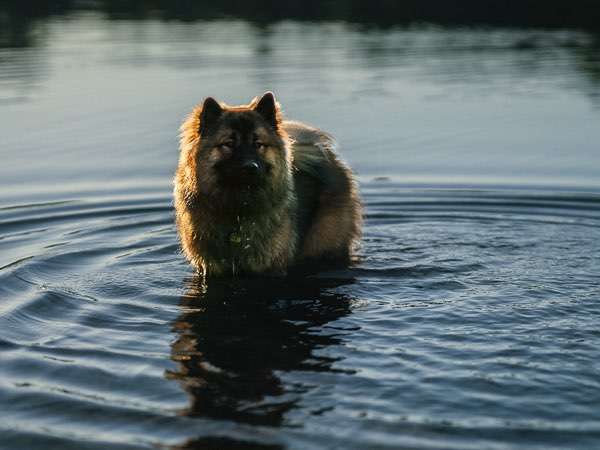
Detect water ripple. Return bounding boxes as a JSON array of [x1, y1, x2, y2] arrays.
[[1, 185, 599, 449]]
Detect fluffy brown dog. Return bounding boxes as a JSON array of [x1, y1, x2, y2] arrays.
[[174, 92, 361, 276]]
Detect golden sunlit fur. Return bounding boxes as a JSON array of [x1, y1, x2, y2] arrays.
[[174, 92, 361, 276]]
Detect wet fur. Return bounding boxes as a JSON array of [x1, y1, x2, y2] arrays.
[[174, 93, 362, 276]]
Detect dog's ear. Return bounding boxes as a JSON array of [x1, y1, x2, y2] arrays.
[[254, 92, 279, 129], [199, 97, 223, 136]]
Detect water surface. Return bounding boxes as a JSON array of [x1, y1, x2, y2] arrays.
[[1, 11, 600, 450]]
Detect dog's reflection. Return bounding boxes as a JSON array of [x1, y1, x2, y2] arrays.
[[167, 274, 357, 428]]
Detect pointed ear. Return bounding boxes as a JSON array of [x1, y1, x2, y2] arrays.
[[199, 97, 223, 136], [254, 92, 279, 129]]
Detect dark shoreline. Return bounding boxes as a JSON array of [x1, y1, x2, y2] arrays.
[[1, 0, 600, 30]]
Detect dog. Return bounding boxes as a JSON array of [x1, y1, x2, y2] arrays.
[[174, 92, 361, 276]]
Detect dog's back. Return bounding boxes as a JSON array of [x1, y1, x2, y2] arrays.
[[285, 120, 362, 263]]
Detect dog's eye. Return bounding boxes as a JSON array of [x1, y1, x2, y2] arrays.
[[219, 142, 233, 151], [255, 142, 265, 150]]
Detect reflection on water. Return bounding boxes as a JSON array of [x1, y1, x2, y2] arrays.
[[2, 8, 600, 100], [168, 275, 356, 449], [170, 276, 355, 425]]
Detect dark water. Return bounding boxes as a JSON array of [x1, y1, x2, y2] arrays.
[[2, 10, 600, 450]]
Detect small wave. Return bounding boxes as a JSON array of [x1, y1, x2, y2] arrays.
[[361, 188, 600, 226], [347, 263, 483, 279]]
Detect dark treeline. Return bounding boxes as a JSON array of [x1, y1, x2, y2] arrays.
[[1, 0, 600, 30]]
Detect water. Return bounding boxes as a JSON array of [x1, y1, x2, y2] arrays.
[[1, 9, 600, 450]]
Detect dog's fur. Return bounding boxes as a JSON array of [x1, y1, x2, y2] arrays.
[[174, 92, 361, 276]]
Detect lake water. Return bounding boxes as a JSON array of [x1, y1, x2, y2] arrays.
[[1, 11, 600, 450]]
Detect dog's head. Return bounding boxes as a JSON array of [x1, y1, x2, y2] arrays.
[[179, 92, 292, 210]]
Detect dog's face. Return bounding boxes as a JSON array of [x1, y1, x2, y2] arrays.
[[193, 93, 291, 202]]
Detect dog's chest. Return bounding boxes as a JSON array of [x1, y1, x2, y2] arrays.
[[200, 215, 284, 269]]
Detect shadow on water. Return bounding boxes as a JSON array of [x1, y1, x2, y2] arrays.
[[166, 274, 357, 450]]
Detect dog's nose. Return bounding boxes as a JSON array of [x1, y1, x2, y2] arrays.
[[241, 160, 261, 175]]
